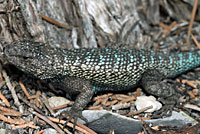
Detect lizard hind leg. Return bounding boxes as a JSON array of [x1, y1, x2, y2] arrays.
[[141, 69, 174, 97], [140, 69, 181, 118]]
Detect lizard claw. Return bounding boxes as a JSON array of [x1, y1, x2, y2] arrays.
[[152, 103, 173, 118], [60, 109, 88, 131], [151, 93, 180, 118]]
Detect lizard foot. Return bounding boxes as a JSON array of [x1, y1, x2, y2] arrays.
[[151, 103, 173, 118], [151, 94, 180, 118], [60, 108, 88, 131]]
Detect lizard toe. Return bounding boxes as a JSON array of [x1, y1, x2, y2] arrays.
[[60, 109, 88, 131]]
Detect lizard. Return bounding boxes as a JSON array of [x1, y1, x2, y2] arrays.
[[2, 40, 200, 129]]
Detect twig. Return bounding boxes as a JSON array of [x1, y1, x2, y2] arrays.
[[187, 0, 199, 45], [105, 100, 118, 107], [0, 105, 22, 116], [32, 111, 65, 134], [52, 102, 73, 111], [182, 80, 197, 88], [120, 96, 136, 103], [48, 116, 96, 134], [0, 81, 10, 107], [191, 34, 200, 49], [35, 130, 44, 134], [19, 81, 31, 98], [0, 113, 25, 124], [12, 122, 39, 130], [40, 13, 72, 30], [18, 94, 44, 115], [88, 105, 103, 110], [126, 105, 153, 117], [58, 124, 72, 134], [35, 90, 41, 107], [2, 70, 23, 113], [41, 93, 55, 115], [184, 104, 200, 112]]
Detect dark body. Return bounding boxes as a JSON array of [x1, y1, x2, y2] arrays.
[[3, 40, 200, 127]]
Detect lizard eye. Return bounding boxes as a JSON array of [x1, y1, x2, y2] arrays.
[[23, 56, 29, 60]]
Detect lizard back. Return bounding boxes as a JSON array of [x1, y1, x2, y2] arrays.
[[61, 48, 200, 90]]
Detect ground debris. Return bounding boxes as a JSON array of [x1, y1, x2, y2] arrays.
[[142, 121, 200, 134]]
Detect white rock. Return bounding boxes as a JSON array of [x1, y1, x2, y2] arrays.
[[135, 96, 162, 112], [43, 128, 59, 134], [48, 96, 70, 108]]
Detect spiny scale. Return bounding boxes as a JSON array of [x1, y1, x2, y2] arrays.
[[60, 48, 200, 90]]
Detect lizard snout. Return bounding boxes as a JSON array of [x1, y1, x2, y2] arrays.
[[4, 45, 19, 57], [4, 45, 34, 58]]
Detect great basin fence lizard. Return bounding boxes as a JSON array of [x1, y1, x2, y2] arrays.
[[2, 40, 200, 128]]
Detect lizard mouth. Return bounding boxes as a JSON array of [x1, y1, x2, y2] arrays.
[[12, 55, 32, 60], [3, 47, 35, 66], [4, 46, 34, 59], [4, 55, 32, 64]]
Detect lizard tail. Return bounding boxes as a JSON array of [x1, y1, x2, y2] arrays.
[[164, 50, 200, 77]]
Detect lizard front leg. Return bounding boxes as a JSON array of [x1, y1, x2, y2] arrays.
[[55, 78, 94, 130], [140, 69, 181, 118]]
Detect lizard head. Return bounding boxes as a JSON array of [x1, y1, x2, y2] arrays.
[[3, 40, 62, 79]]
